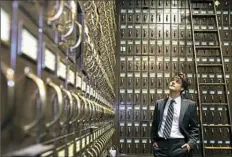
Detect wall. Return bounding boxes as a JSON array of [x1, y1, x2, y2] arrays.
[[116, 0, 232, 156]]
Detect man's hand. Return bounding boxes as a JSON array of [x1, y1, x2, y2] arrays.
[[153, 142, 158, 148], [181, 143, 191, 152]]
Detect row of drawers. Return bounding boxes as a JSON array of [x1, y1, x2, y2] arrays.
[[118, 105, 229, 123], [41, 125, 114, 157], [119, 9, 232, 24], [119, 139, 231, 155], [119, 91, 229, 103], [120, 27, 232, 41], [120, 0, 231, 9]]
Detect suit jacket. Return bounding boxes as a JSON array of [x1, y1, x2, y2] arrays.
[[150, 97, 199, 149]]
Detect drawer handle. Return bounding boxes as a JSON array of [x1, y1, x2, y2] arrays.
[[0, 62, 15, 130], [70, 21, 82, 51], [69, 92, 81, 124], [60, 87, 73, 125], [85, 99, 92, 120], [24, 67, 46, 132], [47, 0, 64, 24], [78, 94, 87, 122], [46, 78, 63, 128], [61, 3, 75, 38]]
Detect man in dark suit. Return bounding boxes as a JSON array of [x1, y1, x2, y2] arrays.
[[151, 73, 199, 157]]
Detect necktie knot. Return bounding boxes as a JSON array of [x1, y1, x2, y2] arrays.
[[170, 99, 175, 105]]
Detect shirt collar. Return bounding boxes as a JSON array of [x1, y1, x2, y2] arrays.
[[169, 95, 181, 104]]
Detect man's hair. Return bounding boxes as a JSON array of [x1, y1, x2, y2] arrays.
[[174, 72, 189, 93]]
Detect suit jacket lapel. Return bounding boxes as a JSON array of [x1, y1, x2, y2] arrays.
[[179, 98, 188, 125]]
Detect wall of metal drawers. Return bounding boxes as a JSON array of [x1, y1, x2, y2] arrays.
[[0, 0, 117, 156], [116, 0, 232, 156]]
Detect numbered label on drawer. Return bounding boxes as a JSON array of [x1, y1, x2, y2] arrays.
[[142, 139, 147, 143], [58, 148, 65, 157], [1, 8, 10, 42], [21, 29, 38, 61], [76, 74, 82, 88], [58, 61, 66, 79], [44, 49, 56, 71], [135, 139, 140, 143], [82, 81, 86, 91], [76, 140, 80, 152], [127, 139, 132, 143], [86, 136, 89, 145], [120, 139, 125, 143], [68, 70, 75, 85], [82, 137, 86, 148], [68, 143, 74, 156]]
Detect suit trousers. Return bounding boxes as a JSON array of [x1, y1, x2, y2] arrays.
[[153, 138, 192, 157]]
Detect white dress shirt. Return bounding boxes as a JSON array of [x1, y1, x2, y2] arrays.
[[158, 96, 184, 138]]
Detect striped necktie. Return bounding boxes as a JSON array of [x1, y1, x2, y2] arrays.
[[163, 99, 175, 139]]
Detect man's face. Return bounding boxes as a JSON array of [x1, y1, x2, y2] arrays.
[[169, 76, 184, 93]]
